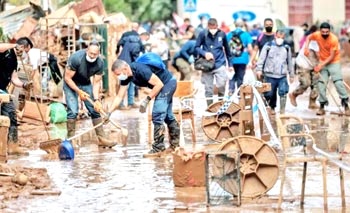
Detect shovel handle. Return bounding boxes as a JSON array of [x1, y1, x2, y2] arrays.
[[86, 97, 124, 130]]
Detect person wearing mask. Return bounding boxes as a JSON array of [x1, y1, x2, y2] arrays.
[[195, 18, 233, 106], [108, 53, 180, 157], [250, 18, 275, 69], [226, 19, 253, 95], [0, 43, 32, 155], [255, 29, 294, 114], [64, 41, 117, 148], [304, 22, 350, 116], [116, 22, 144, 110]]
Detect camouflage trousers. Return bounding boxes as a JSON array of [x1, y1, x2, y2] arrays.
[[292, 68, 319, 100]]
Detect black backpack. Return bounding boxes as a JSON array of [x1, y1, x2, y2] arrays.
[[229, 30, 244, 57]]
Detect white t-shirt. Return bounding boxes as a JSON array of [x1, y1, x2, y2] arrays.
[[27, 48, 49, 70]]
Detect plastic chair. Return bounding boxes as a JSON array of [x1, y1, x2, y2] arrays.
[[148, 80, 197, 145], [276, 114, 345, 209]]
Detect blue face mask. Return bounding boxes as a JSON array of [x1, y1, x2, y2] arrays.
[[118, 73, 128, 81]]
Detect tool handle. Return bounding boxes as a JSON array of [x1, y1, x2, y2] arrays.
[[67, 121, 104, 141], [19, 57, 51, 139], [86, 97, 123, 130]]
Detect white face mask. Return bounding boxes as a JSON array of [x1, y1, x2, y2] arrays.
[[118, 73, 128, 81], [275, 38, 284, 46], [86, 55, 97, 63], [209, 29, 218, 35]]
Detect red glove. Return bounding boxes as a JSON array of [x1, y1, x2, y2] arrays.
[[314, 64, 322, 73]]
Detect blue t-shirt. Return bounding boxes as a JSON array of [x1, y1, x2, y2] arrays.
[[226, 29, 253, 65], [120, 62, 172, 89], [66, 49, 104, 85]]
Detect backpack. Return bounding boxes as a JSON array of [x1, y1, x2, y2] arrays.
[[135, 52, 166, 70], [262, 41, 290, 70], [229, 30, 244, 57]]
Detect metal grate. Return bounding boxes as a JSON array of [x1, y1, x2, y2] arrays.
[[205, 151, 241, 206]]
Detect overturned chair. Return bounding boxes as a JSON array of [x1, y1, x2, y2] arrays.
[[276, 115, 346, 209]]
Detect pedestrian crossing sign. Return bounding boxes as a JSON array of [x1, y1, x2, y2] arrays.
[[184, 0, 197, 12]]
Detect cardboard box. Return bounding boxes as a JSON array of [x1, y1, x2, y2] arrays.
[[172, 149, 206, 187]]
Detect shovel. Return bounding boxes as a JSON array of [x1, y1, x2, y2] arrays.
[[19, 57, 62, 154], [86, 97, 128, 145]]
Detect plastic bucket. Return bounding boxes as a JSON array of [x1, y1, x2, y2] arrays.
[[59, 139, 75, 160]]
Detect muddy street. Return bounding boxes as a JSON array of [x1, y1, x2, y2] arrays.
[[2, 67, 350, 212]]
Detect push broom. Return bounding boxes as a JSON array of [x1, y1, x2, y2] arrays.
[[19, 56, 62, 154]]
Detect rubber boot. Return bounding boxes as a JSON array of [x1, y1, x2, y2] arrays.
[[8, 143, 29, 155], [308, 97, 318, 109], [167, 120, 180, 152], [280, 95, 287, 114], [143, 124, 166, 157], [316, 103, 325, 116], [92, 118, 117, 148], [288, 92, 298, 107], [7, 128, 28, 155], [66, 119, 79, 149], [66, 119, 76, 138], [341, 99, 350, 116]]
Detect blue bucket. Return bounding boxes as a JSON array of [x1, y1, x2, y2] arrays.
[[59, 139, 75, 160]]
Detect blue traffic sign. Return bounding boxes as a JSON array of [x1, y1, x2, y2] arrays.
[[184, 0, 197, 12]]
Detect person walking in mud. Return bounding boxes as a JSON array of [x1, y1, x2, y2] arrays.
[[289, 41, 319, 109], [303, 22, 350, 116], [195, 18, 233, 107], [108, 52, 180, 157], [255, 29, 294, 114], [63, 41, 117, 148], [0, 43, 32, 155]]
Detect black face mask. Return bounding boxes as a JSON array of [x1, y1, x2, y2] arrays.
[[321, 34, 329, 39], [265, 26, 273, 33]]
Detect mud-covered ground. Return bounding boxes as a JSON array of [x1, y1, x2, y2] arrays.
[[1, 64, 350, 212]]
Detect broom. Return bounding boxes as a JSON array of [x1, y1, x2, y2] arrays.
[[19, 56, 62, 154]]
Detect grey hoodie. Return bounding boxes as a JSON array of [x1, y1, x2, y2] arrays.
[[256, 41, 294, 79]]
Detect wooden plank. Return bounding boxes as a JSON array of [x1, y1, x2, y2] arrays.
[[22, 101, 50, 124]]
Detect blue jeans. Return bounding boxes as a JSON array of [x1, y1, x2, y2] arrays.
[[152, 77, 177, 125], [229, 63, 246, 94], [264, 76, 289, 109], [63, 83, 101, 119]]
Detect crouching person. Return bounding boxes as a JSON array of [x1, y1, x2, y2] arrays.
[[108, 52, 180, 157], [256, 29, 294, 114], [0, 43, 32, 155]]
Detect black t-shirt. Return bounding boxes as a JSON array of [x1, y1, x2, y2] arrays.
[[120, 62, 172, 88], [66, 49, 104, 85], [255, 33, 275, 53], [0, 49, 17, 90]]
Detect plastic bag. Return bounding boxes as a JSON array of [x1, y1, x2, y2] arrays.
[[50, 102, 67, 123]]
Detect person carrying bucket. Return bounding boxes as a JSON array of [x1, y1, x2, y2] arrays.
[[63, 41, 117, 148]]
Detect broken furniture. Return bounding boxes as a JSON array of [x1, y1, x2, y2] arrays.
[[148, 80, 197, 145], [276, 115, 346, 209], [0, 94, 11, 163]]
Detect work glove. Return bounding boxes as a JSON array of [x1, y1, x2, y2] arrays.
[[22, 81, 33, 90], [93, 100, 103, 113], [304, 48, 309, 57], [78, 89, 89, 101], [102, 112, 111, 123], [314, 64, 323, 73], [139, 96, 151, 113]]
